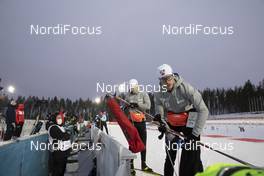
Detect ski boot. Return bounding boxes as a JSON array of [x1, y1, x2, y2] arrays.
[[142, 162, 153, 173]]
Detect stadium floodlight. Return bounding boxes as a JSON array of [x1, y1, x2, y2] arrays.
[[7, 85, 15, 94], [95, 97, 101, 104]]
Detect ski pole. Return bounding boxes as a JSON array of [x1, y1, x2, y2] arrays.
[[110, 94, 258, 168]]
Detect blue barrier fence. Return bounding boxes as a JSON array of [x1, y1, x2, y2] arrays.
[[0, 134, 49, 176]]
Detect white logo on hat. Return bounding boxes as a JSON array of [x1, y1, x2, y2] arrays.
[[160, 69, 166, 76]]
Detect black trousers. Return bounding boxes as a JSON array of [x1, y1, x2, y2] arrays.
[[164, 126, 203, 176], [133, 121, 147, 167], [51, 150, 69, 176], [14, 124, 23, 137], [4, 123, 14, 141], [100, 121, 109, 134]]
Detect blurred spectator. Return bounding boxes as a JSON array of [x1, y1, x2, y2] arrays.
[[4, 100, 17, 140]]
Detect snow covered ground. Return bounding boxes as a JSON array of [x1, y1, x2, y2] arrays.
[[107, 121, 264, 175], [209, 112, 264, 119], [1, 117, 263, 175]]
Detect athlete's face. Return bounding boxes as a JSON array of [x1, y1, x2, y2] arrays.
[[56, 115, 63, 125], [163, 75, 175, 91]]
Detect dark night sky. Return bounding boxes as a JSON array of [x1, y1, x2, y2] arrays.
[[0, 0, 263, 100]]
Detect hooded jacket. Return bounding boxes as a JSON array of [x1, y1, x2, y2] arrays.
[[48, 124, 71, 152], [16, 104, 25, 124], [154, 75, 209, 137]]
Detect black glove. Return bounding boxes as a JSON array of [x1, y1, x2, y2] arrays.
[[158, 122, 167, 133], [129, 103, 139, 108], [153, 114, 161, 122], [153, 114, 166, 140], [185, 133, 200, 143], [157, 122, 167, 140]]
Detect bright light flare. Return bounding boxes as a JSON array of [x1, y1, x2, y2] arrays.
[[94, 97, 101, 104], [7, 85, 15, 94]]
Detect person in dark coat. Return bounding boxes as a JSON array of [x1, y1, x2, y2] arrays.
[[4, 100, 17, 141], [48, 112, 71, 176]]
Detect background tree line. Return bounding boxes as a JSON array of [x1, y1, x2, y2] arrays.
[[1, 78, 264, 121], [0, 96, 102, 121], [148, 79, 264, 116], [201, 79, 264, 115]]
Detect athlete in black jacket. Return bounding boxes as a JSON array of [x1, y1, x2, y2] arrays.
[[48, 112, 71, 176]]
